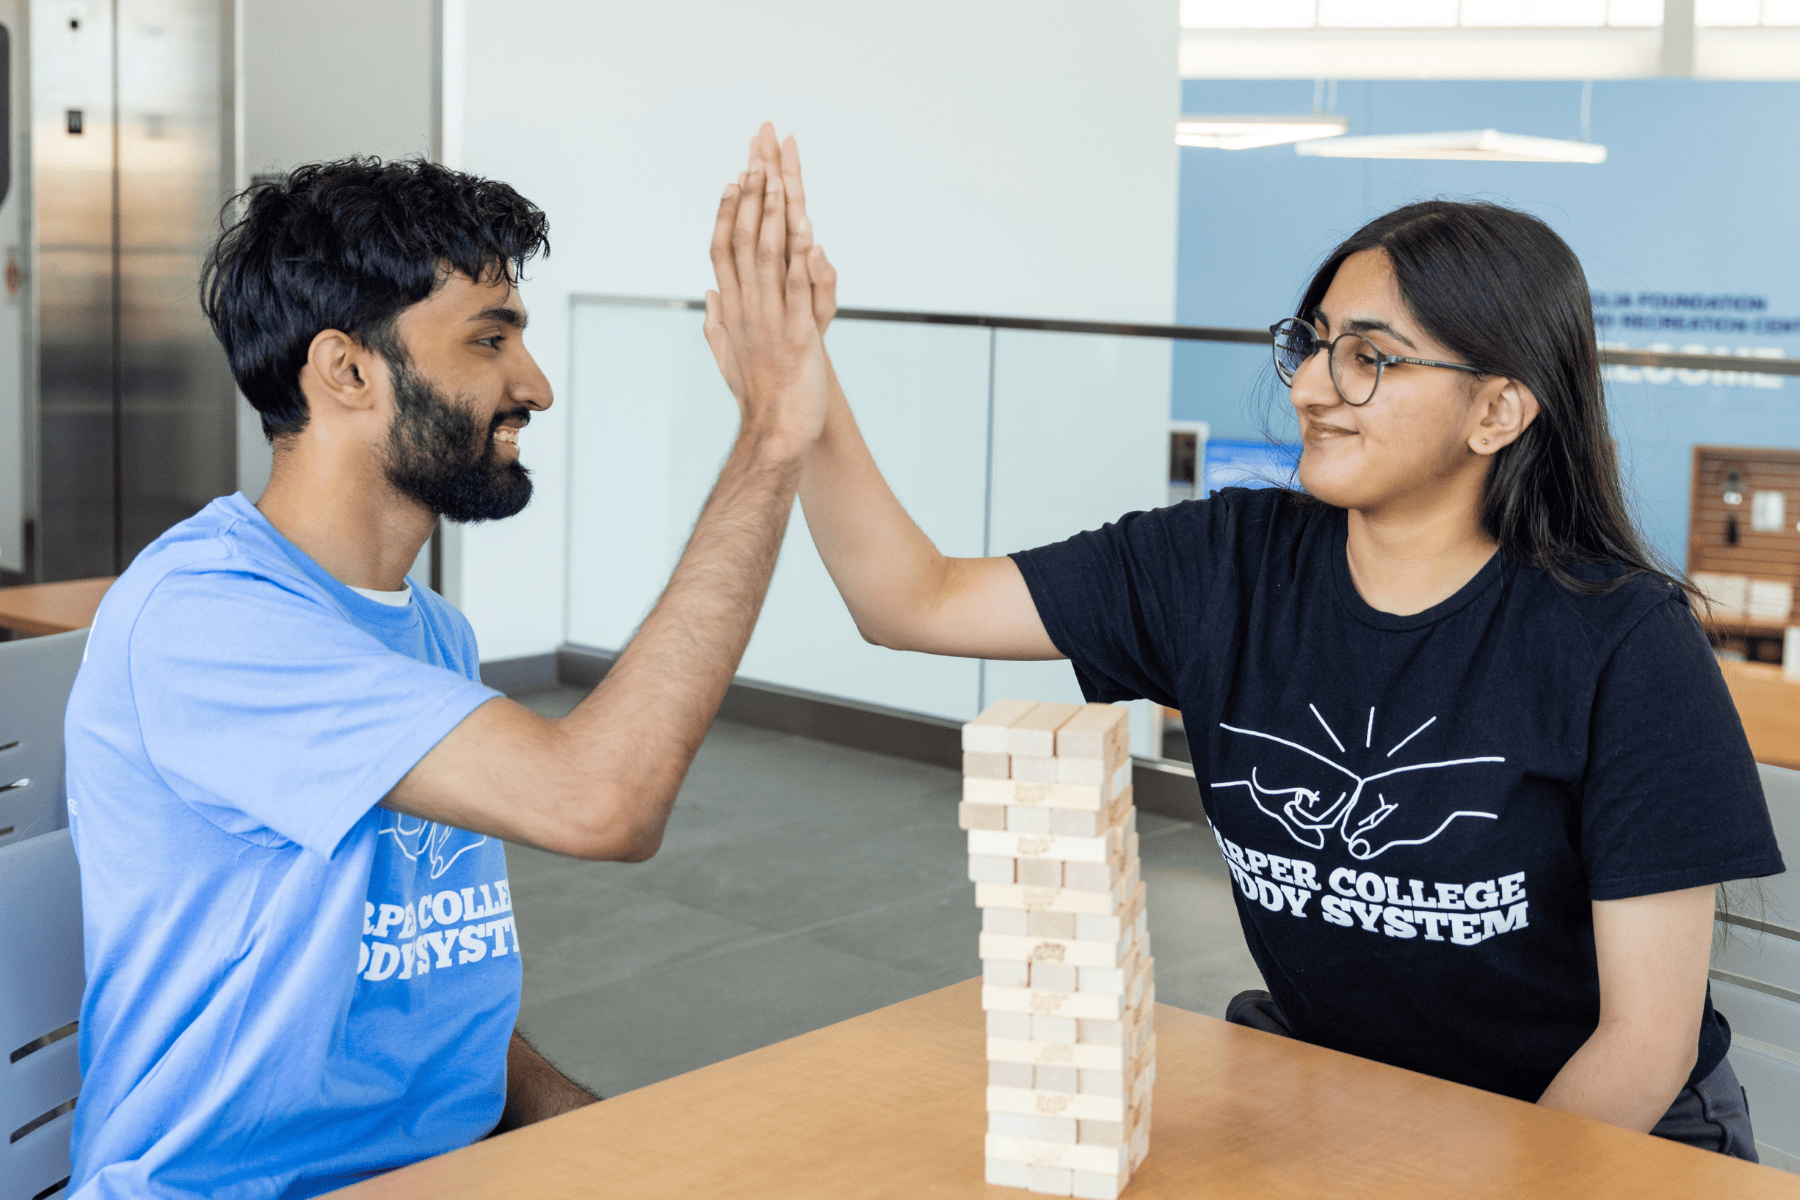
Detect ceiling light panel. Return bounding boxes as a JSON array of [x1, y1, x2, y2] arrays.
[[1316, 0, 1458, 25], [1607, 0, 1664, 24], [1295, 129, 1607, 161], [1698, 0, 1764, 23], [1460, 0, 1608, 23], [1180, 0, 1317, 25], [1177, 114, 1351, 149]]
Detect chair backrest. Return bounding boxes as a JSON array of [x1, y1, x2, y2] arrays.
[[1711, 762, 1800, 1173], [0, 829, 84, 1200], [0, 629, 90, 848]]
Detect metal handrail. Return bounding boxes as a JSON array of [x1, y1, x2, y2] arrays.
[[570, 294, 1800, 378]]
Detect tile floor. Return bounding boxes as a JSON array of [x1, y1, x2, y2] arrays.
[[507, 685, 1265, 1098]]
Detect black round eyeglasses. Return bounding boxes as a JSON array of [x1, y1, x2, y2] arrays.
[[1269, 317, 1483, 407]]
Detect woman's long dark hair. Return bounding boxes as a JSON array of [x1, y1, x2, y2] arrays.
[[1295, 199, 1689, 599]]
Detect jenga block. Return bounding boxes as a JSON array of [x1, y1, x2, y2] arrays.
[[977, 880, 1135, 915], [985, 959, 1029, 988], [965, 777, 1114, 812], [1031, 1115, 1078, 1144], [983, 1139, 1131, 1184], [1126, 959, 1153, 1007], [990, 1060, 1034, 1088], [989, 1112, 1038, 1139], [969, 854, 1016, 885], [1028, 1164, 1074, 1195], [982, 985, 1129, 1021], [1070, 1166, 1128, 1200], [1027, 910, 1078, 939], [1062, 845, 1136, 894], [978, 932, 1134, 970], [1073, 881, 1147, 943], [1006, 805, 1053, 834], [987, 1036, 1132, 1071], [986, 1157, 1032, 1188], [1077, 1118, 1125, 1148], [1035, 1063, 1079, 1093], [975, 883, 1128, 915], [1030, 962, 1079, 993], [1032, 1014, 1078, 1044], [1017, 857, 1063, 888], [987, 1089, 1129, 1125], [967, 828, 1124, 865], [1055, 703, 1130, 762], [1049, 790, 1134, 837], [1011, 755, 1058, 783], [1079, 994, 1151, 1048], [989, 1010, 1033, 1040], [1078, 1068, 1125, 1098], [1005, 701, 1084, 757], [958, 801, 1007, 831], [964, 699, 1039, 753], [963, 751, 1011, 779], [1077, 959, 1138, 996], [984, 907, 1030, 936]]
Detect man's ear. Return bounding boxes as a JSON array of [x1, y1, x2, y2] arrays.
[[1470, 377, 1540, 456], [299, 329, 381, 417]]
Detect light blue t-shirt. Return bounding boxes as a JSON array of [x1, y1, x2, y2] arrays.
[[64, 493, 515, 1199]]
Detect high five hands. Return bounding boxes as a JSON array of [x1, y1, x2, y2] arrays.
[[704, 123, 838, 454]]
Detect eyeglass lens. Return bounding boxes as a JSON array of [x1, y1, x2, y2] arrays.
[[1329, 336, 1382, 406], [1270, 319, 1380, 406]]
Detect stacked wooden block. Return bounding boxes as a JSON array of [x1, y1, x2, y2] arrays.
[[962, 699, 1155, 1199]]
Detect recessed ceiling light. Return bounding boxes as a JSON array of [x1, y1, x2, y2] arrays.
[[1294, 129, 1607, 162], [1176, 113, 1350, 150]]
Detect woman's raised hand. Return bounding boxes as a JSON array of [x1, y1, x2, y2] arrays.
[[704, 122, 829, 454], [773, 132, 836, 335]]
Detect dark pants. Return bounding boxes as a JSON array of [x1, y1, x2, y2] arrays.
[[1225, 989, 1759, 1162]]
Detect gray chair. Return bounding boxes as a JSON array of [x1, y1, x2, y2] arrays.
[[1711, 761, 1800, 1173], [0, 829, 84, 1200], [0, 630, 90, 848]]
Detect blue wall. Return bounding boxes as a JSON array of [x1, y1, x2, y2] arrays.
[[1175, 78, 1800, 571]]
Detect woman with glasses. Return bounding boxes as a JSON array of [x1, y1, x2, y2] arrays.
[[710, 151, 1782, 1159]]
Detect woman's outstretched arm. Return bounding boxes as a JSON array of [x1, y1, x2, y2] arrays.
[[796, 359, 1062, 660]]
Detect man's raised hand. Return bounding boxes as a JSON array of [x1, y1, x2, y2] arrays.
[[704, 122, 829, 454]]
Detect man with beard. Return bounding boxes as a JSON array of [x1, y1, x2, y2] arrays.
[[61, 141, 829, 1198]]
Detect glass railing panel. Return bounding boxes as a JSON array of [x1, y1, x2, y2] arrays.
[[733, 316, 991, 719], [566, 300, 727, 653], [567, 299, 995, 721], [985, 328, 1174, 757]]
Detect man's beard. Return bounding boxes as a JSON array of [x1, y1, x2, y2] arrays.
[[382, 357, 533, 524]]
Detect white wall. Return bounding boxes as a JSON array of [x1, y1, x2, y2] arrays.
[[454, 0, 1182, 663]]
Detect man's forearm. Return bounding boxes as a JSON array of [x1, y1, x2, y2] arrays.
[[560, 434, 802, 852], [494, 1031, 599, 1134], [1537, 1020, 1695, 1133]]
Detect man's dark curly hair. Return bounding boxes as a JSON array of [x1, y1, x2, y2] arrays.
[[201, 156, 550, 441]]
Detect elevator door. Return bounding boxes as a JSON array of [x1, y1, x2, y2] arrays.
[[0, 0, 21, 578], [35, 0, 234, 582]]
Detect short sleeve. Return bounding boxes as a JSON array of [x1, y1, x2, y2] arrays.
[[1011, 501, 1222, 710], [1580, 598, 1786, 900], [128, 569, 500, 859]]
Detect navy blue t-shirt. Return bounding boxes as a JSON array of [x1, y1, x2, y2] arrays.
[[1012, 486, 1785, 1103]]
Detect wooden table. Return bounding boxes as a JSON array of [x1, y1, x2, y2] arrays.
[[1720, 659, 1800, 770], [327, 978, 1799, 1199], [0, 577, 113, 636]]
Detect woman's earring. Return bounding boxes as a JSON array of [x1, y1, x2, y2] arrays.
[[1480, 438, 1490, 445]]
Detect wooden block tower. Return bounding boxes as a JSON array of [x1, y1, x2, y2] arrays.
[[961, 700, 1154, 1199]]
